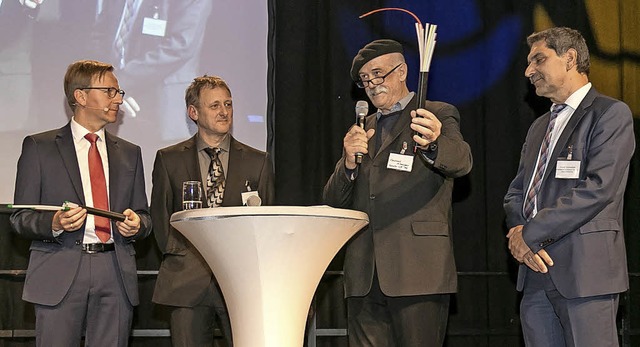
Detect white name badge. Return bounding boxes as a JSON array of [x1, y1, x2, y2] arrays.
[[387, 153, 414, 172], [555, 160, 580, 179], [142, 17, 167, 37]]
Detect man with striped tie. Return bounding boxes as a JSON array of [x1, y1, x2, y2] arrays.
[[504, 27, 635, 347], [151, 75, 274, 346]]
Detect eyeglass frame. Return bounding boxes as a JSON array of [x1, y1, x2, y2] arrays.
[[80, 87, 126, 99], [355, 63, 403, 89]]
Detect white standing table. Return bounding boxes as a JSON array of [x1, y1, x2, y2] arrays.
[[170, 206, 368, 347]]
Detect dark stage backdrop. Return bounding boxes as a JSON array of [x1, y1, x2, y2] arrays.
[[272, 0, 640, 346], [2, 0, 640, 346]]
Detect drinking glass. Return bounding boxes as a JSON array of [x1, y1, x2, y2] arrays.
[[182, 181, 203, 210]]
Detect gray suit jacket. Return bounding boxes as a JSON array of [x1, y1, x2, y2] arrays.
[[504, 87, 635, 299], [151, 135, 274, 307], [323, 96, 472, 297], [10, 123, 152, 306]]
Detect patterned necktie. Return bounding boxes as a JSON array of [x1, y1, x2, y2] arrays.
[[204, 147, 225, 207], [114, 0, 136, 67], [84, 133, 111, 243], [523, 104, 568, 220]]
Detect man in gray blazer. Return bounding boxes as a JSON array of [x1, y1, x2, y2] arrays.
[[323, 39, 472, 346], [504, 27, 634, 347], [151, 75, 274, 346], [10, 60, 152, 347]]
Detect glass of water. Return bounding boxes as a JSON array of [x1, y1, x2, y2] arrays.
[[182, 181, 203, 210]]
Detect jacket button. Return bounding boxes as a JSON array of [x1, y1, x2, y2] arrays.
[[369, 194, 375, 200]]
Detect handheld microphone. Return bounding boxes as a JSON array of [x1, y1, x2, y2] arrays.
[[355, 100, 369, 164]]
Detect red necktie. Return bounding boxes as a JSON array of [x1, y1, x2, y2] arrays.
[[85, 133, 111, 243]]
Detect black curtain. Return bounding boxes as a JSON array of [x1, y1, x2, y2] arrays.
[[271, 0, 640, 346], [2, 0, 639, 346]]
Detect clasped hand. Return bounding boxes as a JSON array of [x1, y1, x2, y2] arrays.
[[506, 225, 554, 273]]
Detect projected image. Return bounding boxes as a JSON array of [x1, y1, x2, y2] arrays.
[[19, 0, 211, 140], [0, 0, 269, 201]]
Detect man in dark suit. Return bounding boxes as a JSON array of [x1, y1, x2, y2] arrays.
[[323, 39, 473, 346], [31, 0, 213, 139], [100, 0, 214, 140], [10, 60, 152, 347], [151, 75, 274, 346], [504, 27, 634, 347]]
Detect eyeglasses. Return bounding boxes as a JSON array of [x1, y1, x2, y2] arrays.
[[356, 63, 403, 88], [80, 87, 125, 98]]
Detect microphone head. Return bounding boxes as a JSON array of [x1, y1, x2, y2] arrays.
[[355, 100, 369, 116], [246, 195, 262, 206]]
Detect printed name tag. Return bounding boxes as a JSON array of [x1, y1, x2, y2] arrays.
[[387, 153, 413, 172], [142, 17, 167, 37], [555, 160, 580, 179]]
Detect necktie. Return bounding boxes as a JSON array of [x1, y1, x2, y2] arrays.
[[523, 104, 568, 220], [204, 147, 225, 207], [84, 133, 111, 243], [114, 0, 136, 68]]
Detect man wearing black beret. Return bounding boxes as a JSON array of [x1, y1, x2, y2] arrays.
[[324, 39, 473, 346]]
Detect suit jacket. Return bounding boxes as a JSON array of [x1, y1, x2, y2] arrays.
[[90, 0, 212, 89], [151, 135, 274, 307], [504, 87, 634, 299], [10, 123, 152, 306], [323, 96, 472, 297]]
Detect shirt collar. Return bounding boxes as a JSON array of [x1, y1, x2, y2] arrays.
[[71, 117, 106, 145], [377, 92, 415, 117], [197, 132, 231, 153], [554, 82, 592, 112]]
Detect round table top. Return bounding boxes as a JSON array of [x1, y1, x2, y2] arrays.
[[171, 205, 369, 223]]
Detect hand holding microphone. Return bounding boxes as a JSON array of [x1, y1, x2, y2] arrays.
[[344, 101, 374, 170], [354, 100, 369, 164]]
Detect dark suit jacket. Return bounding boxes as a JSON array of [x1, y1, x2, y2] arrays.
[[93, 0, 213, 91], [504, 87, 635, 299], [151, 135, 274, 307], [323, 96, 473, 297], [10, 123, 152, 306]]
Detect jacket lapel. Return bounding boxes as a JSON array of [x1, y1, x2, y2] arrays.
[[182, 135, 200, 182], [522, 114, 549, 187], [365, 114, 377, 159], [55, 123, 85, 204], [542, 88, 596, 183], [225, 137, 245, 206], [105, 132, 121, 210], [179, 135, 204, 206]]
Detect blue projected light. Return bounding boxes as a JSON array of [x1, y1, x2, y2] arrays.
[[341, 0, 522, 105]]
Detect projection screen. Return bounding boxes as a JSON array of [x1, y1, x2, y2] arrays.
[[0, 0, 268, 202]]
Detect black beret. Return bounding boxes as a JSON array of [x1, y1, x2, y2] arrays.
[[350, 39, 404, 81]]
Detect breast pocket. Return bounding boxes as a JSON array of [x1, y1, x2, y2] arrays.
[[411, 221, 449, 236]]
